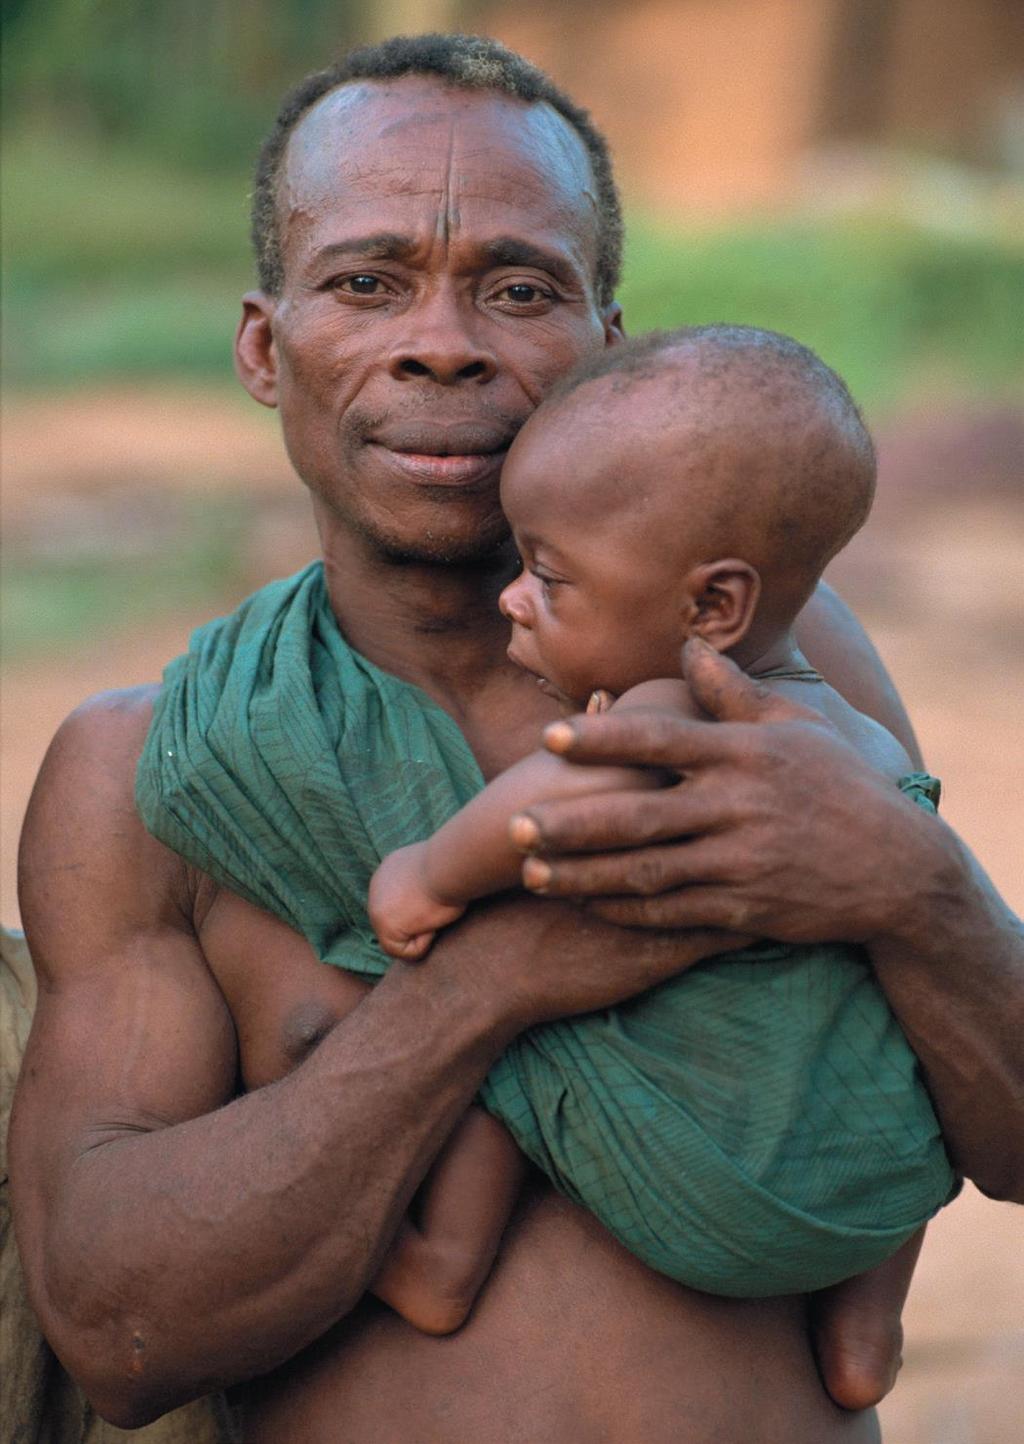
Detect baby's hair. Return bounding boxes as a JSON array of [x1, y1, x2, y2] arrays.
[[544, 325, 877, 626]]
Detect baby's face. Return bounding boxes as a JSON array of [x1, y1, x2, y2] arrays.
[[498, 410, 691, 710]]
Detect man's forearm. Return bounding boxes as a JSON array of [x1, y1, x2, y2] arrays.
[[868, 814, 1024, 1201], [20, 955, 509, 1428]]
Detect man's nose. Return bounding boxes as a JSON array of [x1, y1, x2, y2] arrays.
[[386, 289, 498, 385], [499, 574, 532, 625]]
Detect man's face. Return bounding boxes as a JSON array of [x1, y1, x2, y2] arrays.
[[241, 77, 620, 564]]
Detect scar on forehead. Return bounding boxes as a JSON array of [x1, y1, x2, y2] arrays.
[[443, 120, 458, 244], [379, 110, 455, 140]]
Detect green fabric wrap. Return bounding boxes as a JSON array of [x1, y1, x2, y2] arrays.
[[137, 563, 956, 1296]]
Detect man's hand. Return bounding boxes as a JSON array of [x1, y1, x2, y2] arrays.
[[510, 637, 938, 943], [510, 637, 1024, 1202]]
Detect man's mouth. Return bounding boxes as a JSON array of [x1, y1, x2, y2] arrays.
[[367, 421, 514, 488]]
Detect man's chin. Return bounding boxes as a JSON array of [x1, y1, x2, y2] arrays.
[[373, 521, 512, 568]]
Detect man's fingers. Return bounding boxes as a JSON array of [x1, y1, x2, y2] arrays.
[[511, 777, 739, 856], [682, 637, 818, 724], [543, 707, 734, 771], [584, 887, 757, 933], [521, 836, 737, 900]]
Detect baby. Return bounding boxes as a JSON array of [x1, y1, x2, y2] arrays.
[[366, 326, 954, 1406]]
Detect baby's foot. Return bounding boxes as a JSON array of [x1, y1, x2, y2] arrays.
[[815, 1302, 903, 1410]]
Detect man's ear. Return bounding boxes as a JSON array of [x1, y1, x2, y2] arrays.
[[602, 301, 626, 346], [684, 559, 761, 651], [234, 291, 279, 408]]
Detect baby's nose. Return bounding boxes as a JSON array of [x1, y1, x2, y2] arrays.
[[499, 574, 531, 625]]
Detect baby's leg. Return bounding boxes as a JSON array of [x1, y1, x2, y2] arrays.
[[810, 1226, 925, 1410], [372, 1107, 527, 1335]]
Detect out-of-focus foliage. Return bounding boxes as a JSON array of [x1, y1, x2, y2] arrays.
[[620, 220, 1024, 410], [3, 0, 1022, 405], [1, 0, 369, 170], [3, 495, 251, 659], [2, 133, 251, 384]]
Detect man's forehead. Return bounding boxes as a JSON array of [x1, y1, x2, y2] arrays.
[[282, 75, 597, 225]]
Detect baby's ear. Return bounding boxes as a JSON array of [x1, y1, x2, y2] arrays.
[[685, 560, 761, 651]]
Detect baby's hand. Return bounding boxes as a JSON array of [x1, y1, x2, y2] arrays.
[[586, 689, 616, 714], [369, 843, 467, 960]]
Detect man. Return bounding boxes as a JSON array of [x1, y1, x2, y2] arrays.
[[10, 35, 1024, 1444]]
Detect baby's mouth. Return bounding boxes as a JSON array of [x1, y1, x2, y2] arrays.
[[507, 645, 575, 708]]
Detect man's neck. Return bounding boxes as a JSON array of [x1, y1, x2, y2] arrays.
[[319, 520, 521, 712]]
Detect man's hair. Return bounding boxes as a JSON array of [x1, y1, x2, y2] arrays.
[[251, 33, 623, 306]]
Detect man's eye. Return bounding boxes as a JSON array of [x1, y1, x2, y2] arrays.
[[500, 282, 551, 306], [336, 275, 382, 295]]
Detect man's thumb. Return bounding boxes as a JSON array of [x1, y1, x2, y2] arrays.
[[682, 637, 781, 722]]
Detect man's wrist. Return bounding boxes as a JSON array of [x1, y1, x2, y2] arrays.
[[867, 805, 971, 954], [381, 904, 530, 1056]]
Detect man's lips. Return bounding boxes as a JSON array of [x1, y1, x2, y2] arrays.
[[366, 421, 515, 487], [369, 446, 508, 487]]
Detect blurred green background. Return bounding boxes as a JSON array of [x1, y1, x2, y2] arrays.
[[2, 0, 1022, 661], [4, 0, 1022, 399]]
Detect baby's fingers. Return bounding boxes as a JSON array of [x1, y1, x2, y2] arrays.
[[382, 931, 435, 961]]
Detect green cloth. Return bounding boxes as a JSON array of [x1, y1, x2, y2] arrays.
[[137, 563, 956, 1296]]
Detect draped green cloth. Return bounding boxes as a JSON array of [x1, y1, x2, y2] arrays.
[[137, 563, 955, 1296]]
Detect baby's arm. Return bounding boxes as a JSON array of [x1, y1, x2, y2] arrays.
[[369, 679, 697, 958], [371, 1107, 528, 1335]]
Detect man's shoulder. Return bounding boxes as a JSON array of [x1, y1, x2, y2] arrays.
[[39, 684, 161, 807], [20, 685, 200, 978], [61, 681, 161, 738]]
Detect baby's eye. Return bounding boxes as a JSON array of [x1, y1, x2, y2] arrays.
[[532, 568, 561, 593]]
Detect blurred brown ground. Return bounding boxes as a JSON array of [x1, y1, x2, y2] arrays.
[[1, 386, 1022, 1443]]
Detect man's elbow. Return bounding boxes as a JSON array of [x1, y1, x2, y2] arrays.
[[48, 1318, 185, 1430], [952, 1130, 1024, 1206], [84, 1385, 171, 1434], [35, 1268, 196, 1430]]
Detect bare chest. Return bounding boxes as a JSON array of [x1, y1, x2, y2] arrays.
[[428, 666, 560, 780], [194, 670, 556, 1086], [197, 883, 371, 1091]]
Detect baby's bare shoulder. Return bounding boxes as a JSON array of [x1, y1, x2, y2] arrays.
[[816, 684, 914, 781], [612, 677, 703, 717]]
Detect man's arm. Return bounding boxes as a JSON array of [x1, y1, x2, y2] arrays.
[[508, 640, 1024, 1203], [11, 688, 735, 1428], [795, 580, 923, 766]]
